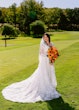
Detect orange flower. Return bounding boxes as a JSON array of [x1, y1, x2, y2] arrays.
[[47, 46, 59, 63]]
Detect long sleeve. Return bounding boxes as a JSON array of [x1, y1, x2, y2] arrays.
[[39, 43, 48, 57]]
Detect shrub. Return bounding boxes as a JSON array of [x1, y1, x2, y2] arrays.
[[2, 24, 19, 38], [30, 20, 46, 38]]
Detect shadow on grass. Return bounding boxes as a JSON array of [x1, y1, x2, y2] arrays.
[[46, 97, 74, 110]]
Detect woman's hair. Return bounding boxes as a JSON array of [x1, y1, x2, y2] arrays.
[[43, 33, 51, 43]]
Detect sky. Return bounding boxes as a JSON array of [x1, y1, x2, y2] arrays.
[[0, 0, 79, 9]]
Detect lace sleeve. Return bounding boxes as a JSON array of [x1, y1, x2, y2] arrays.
[[39, 43, 46, 56]]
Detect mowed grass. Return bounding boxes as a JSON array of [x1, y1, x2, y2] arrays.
[[0, 31, 79, 110]]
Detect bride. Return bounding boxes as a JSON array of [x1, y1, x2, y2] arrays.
[[2, 33, 60, 103]]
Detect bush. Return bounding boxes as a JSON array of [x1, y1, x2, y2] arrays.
[[30, 20, 46, 38], [2, 24, 19, 38]]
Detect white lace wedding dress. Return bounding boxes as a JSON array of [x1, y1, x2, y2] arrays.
[[2, 38, 60, 103]]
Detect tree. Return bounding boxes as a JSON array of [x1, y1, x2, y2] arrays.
[[58, 10, 69, 30], [18, 0, 44, 34], [2, 24, 19, 38], [2, 24, 19, 47], [0, 9, 5, 23], [30, 20, 46, 37], [42, 8, 53, 29], [66, 8, 79, 30], [72, 8, 79, 24], [9, 3, 17, 27], [42, 8, 61, 30]]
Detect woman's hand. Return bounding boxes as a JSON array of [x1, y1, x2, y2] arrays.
[[48, 42, 52, 47], [46, 41, 50, 45]]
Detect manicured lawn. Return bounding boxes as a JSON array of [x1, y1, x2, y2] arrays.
[[0, 31, 79, 110]]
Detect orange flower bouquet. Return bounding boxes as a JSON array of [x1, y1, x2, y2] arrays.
[[47, 46, 59, 63]]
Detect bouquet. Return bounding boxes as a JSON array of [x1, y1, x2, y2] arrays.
[[47, 46, 59, 63]]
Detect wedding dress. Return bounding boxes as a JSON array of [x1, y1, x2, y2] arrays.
[[2, 38, 60, 103]]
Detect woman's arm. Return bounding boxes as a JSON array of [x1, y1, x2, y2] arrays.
[[39, 44, 45, 55]]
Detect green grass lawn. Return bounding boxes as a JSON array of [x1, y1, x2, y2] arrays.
[[0, 31, 79, 110]]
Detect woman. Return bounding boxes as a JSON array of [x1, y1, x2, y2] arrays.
[[2, 33, 60, 103]]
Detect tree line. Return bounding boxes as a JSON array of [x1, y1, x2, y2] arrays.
[[0, 0, 79, 35]]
